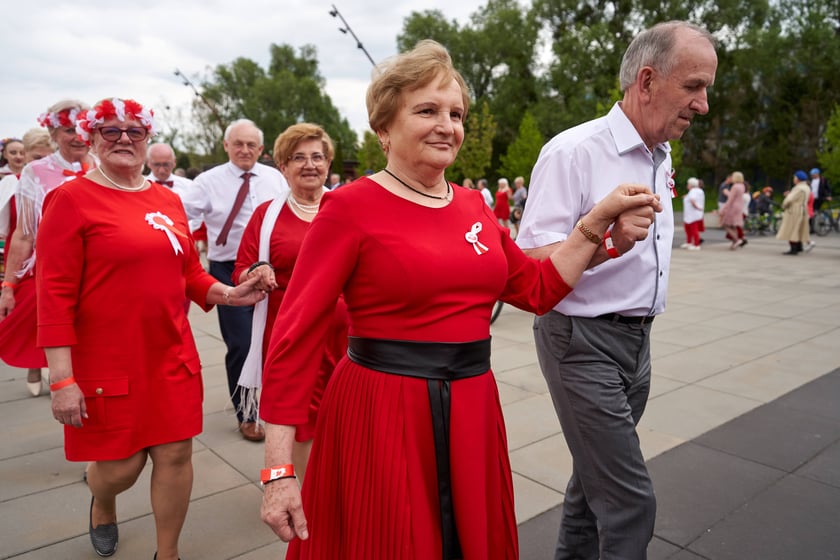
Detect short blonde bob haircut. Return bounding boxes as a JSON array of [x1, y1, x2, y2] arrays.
[[366, 39, 470, 133], [272, 122, 334, 167]]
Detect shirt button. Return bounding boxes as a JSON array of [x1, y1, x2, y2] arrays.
[[660, 271, 664, 277], [657, 234, 660, 240], [96, 388, 104, 395]]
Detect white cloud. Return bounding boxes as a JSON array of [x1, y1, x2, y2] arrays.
[[0, 1, 487, 149]]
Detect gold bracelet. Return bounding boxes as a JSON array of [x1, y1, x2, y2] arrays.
[[576, 219, 602, 244], [223, 286, 233, 305]]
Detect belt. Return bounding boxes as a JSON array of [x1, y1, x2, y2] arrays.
[[347, 336, 491, 560], [595, 313, 655, 325]]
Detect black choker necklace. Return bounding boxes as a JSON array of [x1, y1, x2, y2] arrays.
[[383, 168, 451, 201]]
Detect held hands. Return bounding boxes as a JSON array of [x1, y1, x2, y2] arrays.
[[228, 274, 271, 306], [261, 478, 309, 542], [246, 263, 278, 292], [591, 183, 662, 224], [589, 184, 661, 256]]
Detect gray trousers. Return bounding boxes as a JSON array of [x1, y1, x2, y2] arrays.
[[533, 311, 656, 560]]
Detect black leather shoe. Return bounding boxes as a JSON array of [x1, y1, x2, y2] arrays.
[[89, 496, 118, 557]]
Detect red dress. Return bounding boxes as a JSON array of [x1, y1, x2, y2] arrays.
[[0, 198, 46, 368], [494, 189, 511, 220], [233, 201, 348, 441], [260, 178, 572, 559], [36, 178, 216, 461]]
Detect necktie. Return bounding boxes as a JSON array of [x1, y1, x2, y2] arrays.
[[215, 172, 252, 246]]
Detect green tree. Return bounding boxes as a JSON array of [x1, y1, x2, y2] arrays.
[[818, 103, 840, 185], [356, 131, 388, 177], [498, 112, 544, 184], [186, 44, 357, 171], [450, 101, 497, 182]]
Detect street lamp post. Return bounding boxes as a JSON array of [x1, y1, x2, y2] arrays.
[[329, 4, 376, 67]]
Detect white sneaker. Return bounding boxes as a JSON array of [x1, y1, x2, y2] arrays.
[[687, 244, 701, 251], [680, 243, 691, 249], [804, 241, 816, 252]]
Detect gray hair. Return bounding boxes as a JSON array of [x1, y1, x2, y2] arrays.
[[619, 21, 715, 91], [224, 118, 264, 146], [687, 177, 699, 188]]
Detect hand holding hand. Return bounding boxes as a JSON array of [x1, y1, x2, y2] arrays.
[[230, 274, 270, 306], [261, 478, 309, 542], [590, 183, 662, 225], [247, 264, 277, 292], [610, 206, 657, 254]]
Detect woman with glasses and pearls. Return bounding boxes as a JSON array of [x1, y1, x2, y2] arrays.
[[35, 98, 268, 560], [0, 100, 94, 396], [233, 123, 349, 481]]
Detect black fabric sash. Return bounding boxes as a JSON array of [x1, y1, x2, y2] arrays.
[[347, 336, 492, 560]]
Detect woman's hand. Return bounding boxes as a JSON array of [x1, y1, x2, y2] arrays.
[[224, 274, 270, 306], [590, 183, 662, 224], [261, 478, 309, 542], [51, 381, 87, 428], [247, 264, 278, 292], [0, 288, 15, 320]]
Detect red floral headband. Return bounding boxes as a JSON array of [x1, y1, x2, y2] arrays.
[[37, 108, 82, 129], [75, 98, 157, 145]]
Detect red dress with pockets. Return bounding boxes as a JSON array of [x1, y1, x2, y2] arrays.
[[260, 178, 572, 559], [36, 178, 216, 461]]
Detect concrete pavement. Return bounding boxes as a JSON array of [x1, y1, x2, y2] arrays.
[[1, 221, 838, 559]]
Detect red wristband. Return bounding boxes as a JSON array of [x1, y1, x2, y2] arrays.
[[1, 281, 18, 291], [261, 464, 296, 485], [49, 376, 76, 392], [603, 230, 621, 258]]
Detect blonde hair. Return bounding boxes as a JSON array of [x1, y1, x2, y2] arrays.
[[272, 123, 334, 167], [366, 40, 470, 133], [731, 171, 744, 183]]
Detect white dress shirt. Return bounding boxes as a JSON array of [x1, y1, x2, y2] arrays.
[[146, 173, 202, 232], [180, 162, 288, 261], [516, 102, 674, 317]]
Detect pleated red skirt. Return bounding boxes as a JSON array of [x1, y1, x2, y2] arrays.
[[0, 276, 47, 368], [287, 358, 518, 559]]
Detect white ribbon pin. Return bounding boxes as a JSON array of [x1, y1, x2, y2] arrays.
[[465, 222, 489, 255], [146, 212, 186, 255]]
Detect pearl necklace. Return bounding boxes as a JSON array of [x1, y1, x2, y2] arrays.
[[288, 195, 321, 214], [98, 167, 148, 191], [383, 168, 451, 201]]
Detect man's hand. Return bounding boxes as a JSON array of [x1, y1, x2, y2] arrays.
[[610, 206, 656, 254]]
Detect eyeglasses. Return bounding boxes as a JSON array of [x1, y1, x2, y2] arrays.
[[98, 126, 148, 142], [150, 162, 174, 168], [288, 152, 326, 166]]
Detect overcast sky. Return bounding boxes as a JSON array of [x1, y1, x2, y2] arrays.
[[0, 0, 492, 148]]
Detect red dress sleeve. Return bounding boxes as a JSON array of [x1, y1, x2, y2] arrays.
[[36, 188, 85, 347], [260, 197, 360, 425], [233, 201, 269, 285]]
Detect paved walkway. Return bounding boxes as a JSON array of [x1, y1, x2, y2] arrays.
[[2, 221, 839, 559]]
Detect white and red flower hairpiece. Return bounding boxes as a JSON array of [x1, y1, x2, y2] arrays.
[[75, 98, 158, 145], [37, 107, 82, 130]]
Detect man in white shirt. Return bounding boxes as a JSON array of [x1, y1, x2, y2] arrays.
[[478, 178, 493, 207], [180, 119, 288, 442], [517, 21, 717, 559], [147, 143, 197, 227]]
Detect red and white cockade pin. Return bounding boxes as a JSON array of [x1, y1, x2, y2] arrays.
[[668, 168, 677, 198], [465, 222, 489, 255], [146, 212, 188, 255]]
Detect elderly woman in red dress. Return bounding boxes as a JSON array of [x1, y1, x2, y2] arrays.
[[258, 40, 661, 559], [0, 100, 95, 396], [36, 98, 268, 560]]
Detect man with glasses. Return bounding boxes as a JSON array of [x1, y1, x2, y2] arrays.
[[180, 119, 288, 442]]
